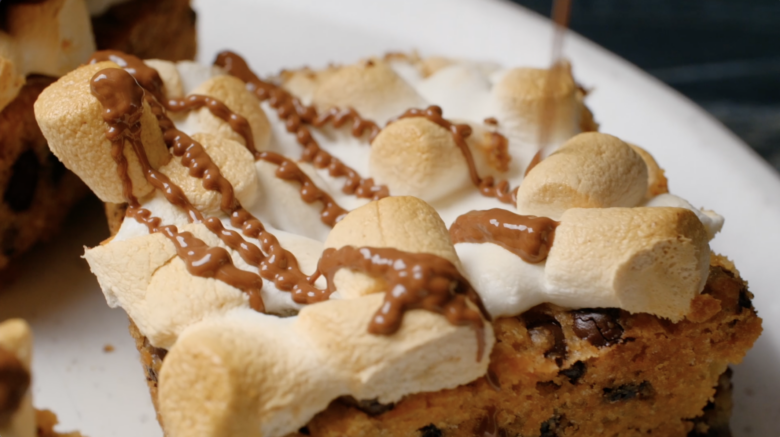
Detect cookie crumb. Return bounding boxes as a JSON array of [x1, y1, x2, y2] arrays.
[[103, 344, 115, 353]]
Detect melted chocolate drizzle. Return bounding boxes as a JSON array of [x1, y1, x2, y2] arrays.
[[166, 94, 258, 157], [449, 209, 559, 263], [91, 68, 266, 311], [318, 246, 489, 360], [310, 106, 381, 142], [89, 50, 486, 344], [92, 50, 346, 229], [214, 51, 389, 200], [257, 151, 348, 227], [396, 106, 518, 205]]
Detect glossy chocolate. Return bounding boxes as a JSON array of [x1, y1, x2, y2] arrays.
[[215, 51, 389, 200], [396, 106, 517, 205], [449, 209, 558, 263], [318, 246, 489, 360]]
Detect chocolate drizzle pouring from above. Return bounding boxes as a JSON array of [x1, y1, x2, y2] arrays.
[[318, 246, 489, 361], [214, 51, 389, 201], [449, 209, 559, 263], [396, 106, 518, 205], [88, 50, 487, 345]]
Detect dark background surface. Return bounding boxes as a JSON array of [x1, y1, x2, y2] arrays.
[[510, 0, 780, 172]]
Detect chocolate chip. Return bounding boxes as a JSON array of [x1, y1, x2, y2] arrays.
[[418, 424, 443, 437], [298, 426, 311, 435], [338, 396, 394, 416], [603, 381, 653, 403], [4, 149, 40, 212], [540, 415, 563, 437], [572, 309, 623, 347], [738, 290, 753, 310], [521, 310, 567, 366], [559, 361, 586, 384]]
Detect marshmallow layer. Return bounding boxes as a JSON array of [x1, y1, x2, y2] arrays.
[[35, 53, 726, 437]]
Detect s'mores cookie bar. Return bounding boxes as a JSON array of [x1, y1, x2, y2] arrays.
[[0, 319, 83, 437], [0, 0, 195, 272], [35, 49, 761, 436]]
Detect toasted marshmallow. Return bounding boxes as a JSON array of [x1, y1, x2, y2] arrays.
[[35, 62, 171, 203], [185, 75, 272, 151], [419, 56, 455, 78], [516, 132, 648, 219], [158, 133, 260, 215], [280, 66, 339, 105], [0, 319, 35, 437], [643, 193, 724, 240], [491, 62, 581, 146], [312, 60, 426, 124], [159, 294, 492, 437], [370, 117, 471, 202], [144, 59, 184, 100], [175, 61, 226, 95], [546, 207, 710, 321], [324, 196, 459, 299], [629, 143, 669, 198], [7, 0, 95, 78], [85, 223, 252, 349]]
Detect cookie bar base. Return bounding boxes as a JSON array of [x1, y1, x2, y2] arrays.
[[111, 196, 757, 437], [0, 76, 88, 272], [92, 0, 197, 62]]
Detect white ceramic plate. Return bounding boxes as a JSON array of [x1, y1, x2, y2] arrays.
[[1, 1, 778, 436]]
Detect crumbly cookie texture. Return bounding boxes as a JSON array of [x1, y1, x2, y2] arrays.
[[35, 50, 756, 437]]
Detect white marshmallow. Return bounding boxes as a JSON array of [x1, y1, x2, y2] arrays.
[[35, 62, 171, 203], [159, 295, 492, 437]]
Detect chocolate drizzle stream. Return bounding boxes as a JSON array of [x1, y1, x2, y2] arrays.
[[166, 94, 258, 156], [318, 246, 489, 360], [309, 107, 381, 142], [92, 51, 346, 228], [257, 151, 348, 227], [535, 0, 573, 165], [90, 67, 267, 311], [449, 209, 559, 263], [0, 346, 30, 422], [397, 106, 518, 205], [214, 51, 389, 200]]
